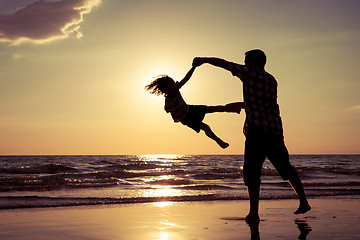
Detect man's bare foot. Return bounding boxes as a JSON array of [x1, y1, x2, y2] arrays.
[[294, 203, 311, 214], [245, 213, 260, 223], [219, 142, 229, 149]]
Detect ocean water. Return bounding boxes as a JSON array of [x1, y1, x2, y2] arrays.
[[0, 155, 359, 209]]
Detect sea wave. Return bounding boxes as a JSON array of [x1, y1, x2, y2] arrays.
[[177, 184, 236, 190], [0, 164, 77, 174], [1, 190, 358, 210], [297, 166, 360, 175], [0, 171, 181, 192], [263, 181, 360, 187], [1, 165, 360, 192], [107, 163, 174, 171], [192, 167, 241, 179], [0, 155, 359, 209], [148, 179, 191, 185]]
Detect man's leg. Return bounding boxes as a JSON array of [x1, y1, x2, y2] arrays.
[[244, 132, 266, 222], [245, 184, 261, 223], [267, 139, 311, 214], [288, 172, 311, 214], [200, 123, 229, 149]]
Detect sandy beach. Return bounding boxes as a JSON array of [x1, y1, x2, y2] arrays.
[[0, 198, 359, 240]]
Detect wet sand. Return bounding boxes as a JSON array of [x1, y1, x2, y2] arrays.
[[0, 198, 359, 240]]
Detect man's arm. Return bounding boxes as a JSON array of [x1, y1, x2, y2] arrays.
[[192, 57, 233, 71], [178, 66, 196, 88]]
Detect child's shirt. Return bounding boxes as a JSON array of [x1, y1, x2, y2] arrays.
[[164, 82, 189, 122]]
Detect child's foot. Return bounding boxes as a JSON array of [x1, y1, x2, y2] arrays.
[[294, 203, 311, 214], [219, 142, 229, 149]]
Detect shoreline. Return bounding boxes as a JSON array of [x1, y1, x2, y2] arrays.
[[1, 198, 359, 239], [1, 194, 358, 210]]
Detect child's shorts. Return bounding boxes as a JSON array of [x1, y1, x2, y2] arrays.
[[181, 105, 206, 133]]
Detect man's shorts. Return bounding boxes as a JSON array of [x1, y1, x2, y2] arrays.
[[243, 125, 297, 186], [181, 105, 206, 133]]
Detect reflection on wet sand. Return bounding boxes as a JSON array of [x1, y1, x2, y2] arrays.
[[246, 219, 312, 240], [295, 219, 312, 240], [247, 221, 260, 240]]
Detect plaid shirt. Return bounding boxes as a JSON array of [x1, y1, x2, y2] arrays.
[[228, 63, 283, 136]]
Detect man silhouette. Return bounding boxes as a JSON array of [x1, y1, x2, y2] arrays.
[[193, 50, 311, 222]]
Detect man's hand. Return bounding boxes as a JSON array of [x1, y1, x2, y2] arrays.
[[192, 57, 204, 67], [192, 57, 231, 71]]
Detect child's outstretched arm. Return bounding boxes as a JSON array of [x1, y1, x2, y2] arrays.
[[193, 57, 234, 72], [178, 66, 196, 89]]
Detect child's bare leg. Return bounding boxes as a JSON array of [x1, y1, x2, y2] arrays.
[[225, 102, 244, 114], [206, 105, 227, 113], [201, 123, 229, 149], [206, 102, 244, 114]]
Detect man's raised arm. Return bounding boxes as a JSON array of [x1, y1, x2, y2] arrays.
[[192, 57, 233, 71]]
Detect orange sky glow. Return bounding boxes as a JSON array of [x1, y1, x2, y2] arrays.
[[0, 0, 359, 155]]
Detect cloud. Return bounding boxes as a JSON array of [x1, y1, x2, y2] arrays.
[[0, 0, 101, 46]]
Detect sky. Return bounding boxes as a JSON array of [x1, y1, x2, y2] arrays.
[[0, 0, 359, 155]]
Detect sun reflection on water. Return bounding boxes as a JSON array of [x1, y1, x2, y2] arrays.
[[148, 186, 183, 198], [156, 210, 177, 240], [159, 231, 168, 240], [135, 154, 188, 200], [138, 154, 184, 163], [154, 201, 173, 208]]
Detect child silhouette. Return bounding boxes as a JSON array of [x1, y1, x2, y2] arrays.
[[145, 66, 244, 148]]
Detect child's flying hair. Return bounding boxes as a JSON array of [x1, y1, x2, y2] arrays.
[[145, 75, 172, 96]]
